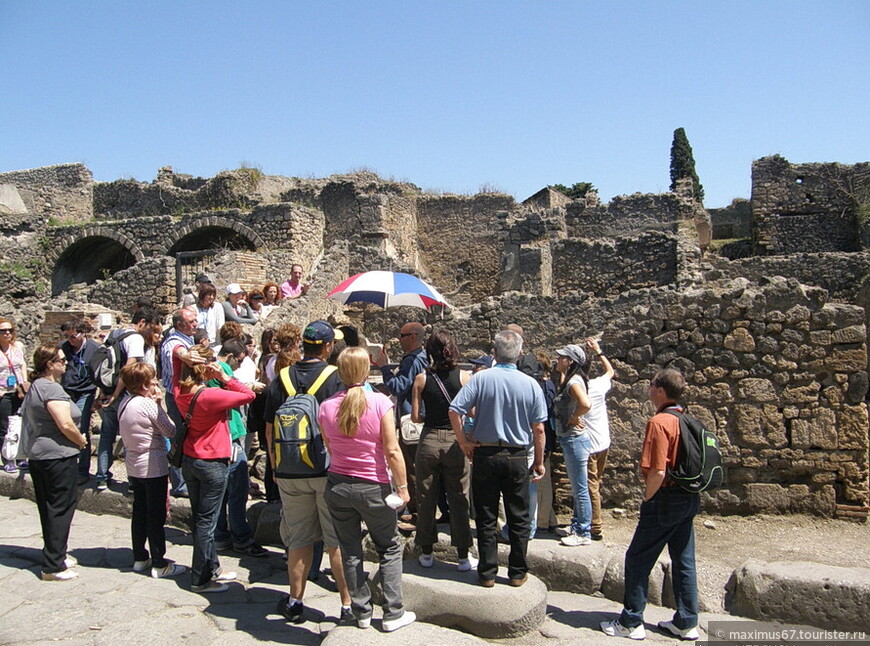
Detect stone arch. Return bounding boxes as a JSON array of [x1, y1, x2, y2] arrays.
[[162, 216, 265, 255], [49, 227, 145, 296]]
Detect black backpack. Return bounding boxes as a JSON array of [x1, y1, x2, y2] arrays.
[[663, 409, 724, 493], [89, 329, 138, 394], [271, 364, 337, 479]]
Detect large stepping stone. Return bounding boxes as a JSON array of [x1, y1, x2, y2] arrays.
[[323, 620, 489, 645], [725, 559, 870, 632], [400, 559, 547, 639]]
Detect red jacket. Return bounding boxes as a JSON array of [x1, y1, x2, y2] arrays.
[[172, 355, 255, 459]]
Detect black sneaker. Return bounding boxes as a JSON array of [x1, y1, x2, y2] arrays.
[[234, 543, 268, 557], [591, 532, 604, 541], [339, 606, 354, 624], [277, 598, 304, 624]]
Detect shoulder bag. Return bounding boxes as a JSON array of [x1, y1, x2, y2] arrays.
[[168, 388, 204, 468]]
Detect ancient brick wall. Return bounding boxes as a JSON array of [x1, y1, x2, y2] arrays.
[[0, 163, 93, 223], [752, 156, 870, 255], [709, 198, 752, 239], [413, 279, 869, 517]]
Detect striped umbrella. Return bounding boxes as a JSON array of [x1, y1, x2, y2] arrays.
[[326, 271, 450, 310]]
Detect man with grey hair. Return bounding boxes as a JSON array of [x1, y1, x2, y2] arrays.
[[448, 329, 547, 588]]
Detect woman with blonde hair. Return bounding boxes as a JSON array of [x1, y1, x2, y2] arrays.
[[0, 316, 29, 472], [319, 347, 415, 632], [21, 345, 88, 580], [118, 361, 186, 579], [172, 344, 255, 593]]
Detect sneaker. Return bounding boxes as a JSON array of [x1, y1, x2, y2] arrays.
[[561, 533, 592, 547], [457, 554, 478, 571], [16, 460, 28, 470], [3, 463, 18, 474], [234, 543, 268, 557], [64, 555, 78, 569], [96, 480, 108, 492], [591, 532, 604, 541], [132, 558, 152, 572], [41, 569, 79, 581], [212, 571, 237, 583], [418, 553, 434, 568], [554, 526, 571, 537], [509, 574, 528, 587], [658, 620, 700, 641], [277, 598, 304, 624], [601, 619, 646, 640], [151, 563, 188, 579], [339, 606, 354, 624], [383, 610, 416, 632], [191, 581, 228, 594], [357, 616, 372, 629]]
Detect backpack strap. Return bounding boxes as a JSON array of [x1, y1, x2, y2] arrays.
[[279, 364, 337, 398], [279, 366, 296, 397]]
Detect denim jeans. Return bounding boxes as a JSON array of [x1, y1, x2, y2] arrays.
[[215, 440, 254, 548], [182, 456, 229, 586], [620, 488, 700, 630], [325, 473, 405, 622], [69, 391, 95, 477], [96, 399, 120, 483], [472, 445, 530, 582], [559, 432, 592, 537]]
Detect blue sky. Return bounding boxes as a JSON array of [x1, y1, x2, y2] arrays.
[[2, 1, 867, 208]]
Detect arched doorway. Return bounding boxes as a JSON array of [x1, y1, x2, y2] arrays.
[[51, 236, 137, 296]]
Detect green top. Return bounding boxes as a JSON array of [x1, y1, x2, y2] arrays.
[[207, 361, 246, 441]]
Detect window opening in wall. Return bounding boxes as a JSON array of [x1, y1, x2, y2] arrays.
[[175, 250, 217, 303]]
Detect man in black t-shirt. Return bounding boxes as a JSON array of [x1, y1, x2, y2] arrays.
[[59, 319, 100, 484], [263, 320, 351, 625]]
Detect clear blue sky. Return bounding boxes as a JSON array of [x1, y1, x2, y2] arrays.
[[2, 1, 868, 208]]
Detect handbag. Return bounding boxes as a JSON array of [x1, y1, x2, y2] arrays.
[[399, 414, 423, 445], [1, 415, 24, 461], [168, 388, 204, 468]]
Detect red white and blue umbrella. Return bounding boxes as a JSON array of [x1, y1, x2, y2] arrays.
[[327, 271, 450, 310]]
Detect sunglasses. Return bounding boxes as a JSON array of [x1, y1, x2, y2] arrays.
[[399, 332, 416, 338], [0, 329, 13, 334]]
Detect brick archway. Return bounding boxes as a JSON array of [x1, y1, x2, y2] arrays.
[[49, 228, 145, 296], [161, 215, 266, 255]]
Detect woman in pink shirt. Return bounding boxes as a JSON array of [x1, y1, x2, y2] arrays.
[[172, 344, 255, 593], [319, 347, 415, 632], [118, 362, 186, 579]]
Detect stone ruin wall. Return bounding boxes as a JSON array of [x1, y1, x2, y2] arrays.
[[751, 156, 870, 255], [0, 163, 93, 224], [1, 159, 868, 518]]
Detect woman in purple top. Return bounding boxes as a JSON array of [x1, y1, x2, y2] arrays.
[[319, 347, 415, 633], [118, 362, 187, 579]]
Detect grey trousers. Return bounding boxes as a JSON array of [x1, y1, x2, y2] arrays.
[[325, 473, 404, 621]]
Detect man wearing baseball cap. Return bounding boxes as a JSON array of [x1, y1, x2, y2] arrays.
[[262, 320, 351, 625]]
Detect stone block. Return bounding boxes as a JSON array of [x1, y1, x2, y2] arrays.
[[737, 378, 778, 402], [744, 483, 790, 513], [781, 383, 820, 404], [831, 325, 866, 344], [399, 561, 547, 639], [323, 621, 490, 646], [846, 372, 869, 403], [790, 409, 837, 449], [826, 347, 868, 372], [733, 404, 787, 449], [725, 560, 870, 632], [836, 405, 870, 450]]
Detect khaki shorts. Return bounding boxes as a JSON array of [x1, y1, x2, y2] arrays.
[[277, 477, 339, 550]]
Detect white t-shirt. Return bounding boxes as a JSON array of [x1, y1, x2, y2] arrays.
[[119, 329, 145, 361], [584, 375, 612, 454]]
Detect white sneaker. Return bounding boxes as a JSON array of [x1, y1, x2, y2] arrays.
[[64, 556, 78, 569], [554, 526, 571, 537], [132, 558, 152, 572], [418, 554, 434, 568], [560, 533, 592, 546], [383, 610, 416, 632], [357, 617, 372, 629], [41, 569, 79, 581], [658, 620, 700, 641], [457, 554, 478, 571], [151, 563, 188, 579], [212, 570, 237, 582], [191, 581, 228, 594], [601, 619, 645, 640]]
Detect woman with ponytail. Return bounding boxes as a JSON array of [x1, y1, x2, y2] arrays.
[[553, 343, 593, 546], [319, 347, 415, 632]]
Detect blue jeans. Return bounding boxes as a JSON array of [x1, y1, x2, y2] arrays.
[[214, 441, 254, 548], [182, 456, 229, 587], [69, 391, 95, 477], [96, 399, 120, 483], [559, 432, 592, 537], [620, 488, 700, 630]]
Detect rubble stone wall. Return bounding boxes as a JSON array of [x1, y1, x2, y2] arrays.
[[0, 163, 93, 223]]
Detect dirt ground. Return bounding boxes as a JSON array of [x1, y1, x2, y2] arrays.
[[586, 509, 869, 610]]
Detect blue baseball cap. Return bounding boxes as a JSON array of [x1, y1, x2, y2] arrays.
[[303, 320, 344, 344]]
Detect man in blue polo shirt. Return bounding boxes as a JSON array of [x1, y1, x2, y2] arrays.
[[448, 329, 547, 588]]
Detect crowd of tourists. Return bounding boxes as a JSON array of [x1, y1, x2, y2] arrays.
[[0, 267, 702, 640]]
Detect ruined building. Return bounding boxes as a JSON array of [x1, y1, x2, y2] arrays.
[[0, 155, 868, 518]]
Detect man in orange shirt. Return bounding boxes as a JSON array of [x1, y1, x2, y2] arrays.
[[601, 369, 700, 641]]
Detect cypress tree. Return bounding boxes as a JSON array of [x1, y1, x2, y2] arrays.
[[669, 127, 704, 201]]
